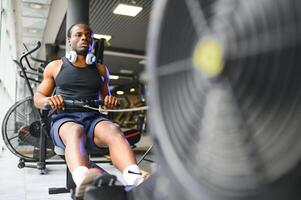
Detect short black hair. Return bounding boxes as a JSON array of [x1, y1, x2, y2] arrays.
[[67, 22, 93, 38]]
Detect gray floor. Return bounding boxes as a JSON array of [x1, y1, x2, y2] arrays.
[[0, 136, 154, 200]]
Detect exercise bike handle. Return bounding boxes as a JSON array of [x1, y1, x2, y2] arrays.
[[42, 99, 104, 110]]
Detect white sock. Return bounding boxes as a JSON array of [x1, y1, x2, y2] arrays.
[[72, 166, 89, 186], [122, 164, 143, 186]]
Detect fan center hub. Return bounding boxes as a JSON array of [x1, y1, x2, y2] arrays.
[[193, 38, 224, 78]]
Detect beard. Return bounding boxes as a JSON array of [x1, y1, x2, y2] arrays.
[[77, 48, 89, 56]]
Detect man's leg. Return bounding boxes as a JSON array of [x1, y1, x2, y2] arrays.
[[94, 121, 147, 185], [59, 122, 101, 198], [59, 122, 89, 172], [94, 121, 136, 171]]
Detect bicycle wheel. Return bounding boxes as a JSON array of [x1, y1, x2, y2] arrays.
[[2, 96, 54, 161]]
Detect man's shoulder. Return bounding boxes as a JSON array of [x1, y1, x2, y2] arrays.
[[44, 59, 63, 76], [45, 59, 63, 69], [48, 59, 63, 66]]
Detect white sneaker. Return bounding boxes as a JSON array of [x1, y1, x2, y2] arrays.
[[74, 168, 102, 199]]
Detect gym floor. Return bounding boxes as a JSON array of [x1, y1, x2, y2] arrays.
[[0, 135, 154, 200]]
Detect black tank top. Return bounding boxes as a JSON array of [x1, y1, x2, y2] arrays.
[[55, 57, 103, 100]]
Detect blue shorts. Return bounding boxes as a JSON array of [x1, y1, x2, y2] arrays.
[[50, 111, 109, 150]]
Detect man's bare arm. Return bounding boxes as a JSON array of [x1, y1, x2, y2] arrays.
[[97, 64, 117, 108], [98, 64, 110, 98], [33, 60, 62, 109]]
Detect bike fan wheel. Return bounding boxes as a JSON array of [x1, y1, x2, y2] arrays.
[[145, 0, 301, 199], [2, 96, 53, 161]]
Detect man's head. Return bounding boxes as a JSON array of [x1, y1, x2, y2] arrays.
[[67, 23, 94, 56]]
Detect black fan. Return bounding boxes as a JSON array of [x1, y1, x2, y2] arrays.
[[2, 96, 54, 161], [130, 0, 301, 200]]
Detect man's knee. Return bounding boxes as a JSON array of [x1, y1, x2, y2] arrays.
[[71, 125, 86, 137], [94, 122, 124, 144], [107, 123, 122, 134], [60, 123, 86, 142]]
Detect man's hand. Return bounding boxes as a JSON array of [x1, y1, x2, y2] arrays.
[[46, 94, 65, 110], [103, 95, 118, 109]]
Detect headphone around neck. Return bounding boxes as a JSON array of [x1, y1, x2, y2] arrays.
[[66, 50, 96, 65]]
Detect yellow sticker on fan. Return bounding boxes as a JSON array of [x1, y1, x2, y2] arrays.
[[193, 38, 224, 77]]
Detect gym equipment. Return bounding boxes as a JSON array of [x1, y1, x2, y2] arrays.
[[84, 174, 126, 200], [48, 146, 112, 195], [94, 38, 105, 64], [2, 41, 152, 198], [138, 0, 301, 200], [44, 99, 149, 197], [3, 41, 150, 176], [2, 96, 54, 164], [42, 99, 144, 147], [2, 42, 57, 172]]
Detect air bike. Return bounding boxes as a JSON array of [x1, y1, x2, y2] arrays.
[[133, 0, 301, 200]]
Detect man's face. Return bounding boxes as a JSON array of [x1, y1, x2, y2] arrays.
[[68, 24, 94, 56]]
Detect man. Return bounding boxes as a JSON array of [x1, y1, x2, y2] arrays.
[[34, 23, 146, 199]]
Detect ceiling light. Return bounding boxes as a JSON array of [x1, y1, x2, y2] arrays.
[[139, 60, 146, 65], [116, 90, 124, 95], [93, 34, 112, 41], [113, 4, 143, 17], [120, 69, 134, 74], [130, 88, 135, 92], [29, 3, 43, 9], [110, 75, 119, 80], [28, 28, 38, 33]]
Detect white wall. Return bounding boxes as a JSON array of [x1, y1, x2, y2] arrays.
[[0, 0, 18, 150]]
